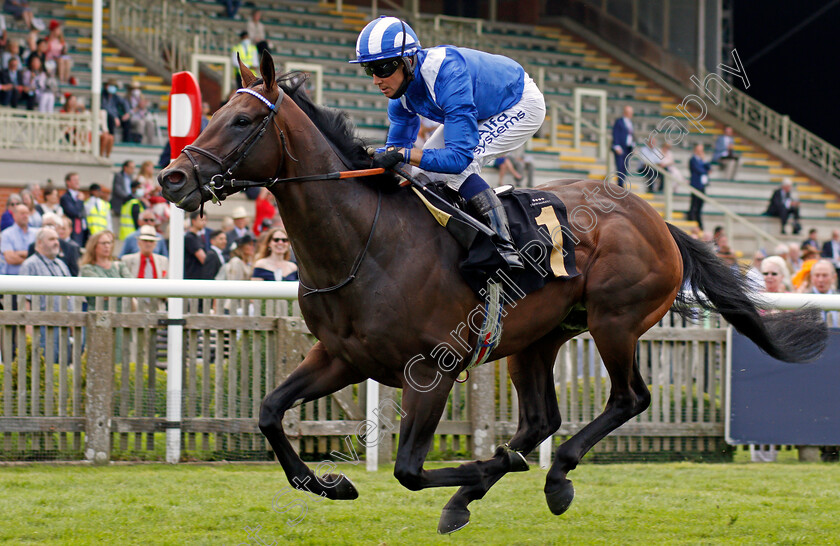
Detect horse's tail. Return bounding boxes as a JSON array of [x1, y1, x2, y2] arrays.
[[667, 223, 827, 362]]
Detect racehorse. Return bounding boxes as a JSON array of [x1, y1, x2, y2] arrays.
[[159, 53, 827, 533]]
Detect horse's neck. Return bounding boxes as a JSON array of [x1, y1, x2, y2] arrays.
[[271, 113, 379, 288]]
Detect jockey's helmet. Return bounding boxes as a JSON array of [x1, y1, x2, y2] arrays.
[[350, 16, 421, 65]]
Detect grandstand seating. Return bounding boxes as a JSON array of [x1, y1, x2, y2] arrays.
[[2, 0, 838, 250]]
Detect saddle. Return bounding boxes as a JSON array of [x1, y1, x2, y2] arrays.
[[410, 178, 579, 301]]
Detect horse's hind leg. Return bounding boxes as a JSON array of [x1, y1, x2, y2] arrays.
[[544, 320, 651, 515], [259, 341, 366, 500], [438, 332, 569, 534]]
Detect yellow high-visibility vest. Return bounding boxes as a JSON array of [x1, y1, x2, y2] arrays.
[[119, 198, 143, 240], [87, 198, 110, 235]]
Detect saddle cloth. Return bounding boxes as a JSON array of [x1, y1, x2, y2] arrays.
[[413, 182, 579, 301]]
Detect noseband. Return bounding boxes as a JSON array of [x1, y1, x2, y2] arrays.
[[181, 87, 294, 205]]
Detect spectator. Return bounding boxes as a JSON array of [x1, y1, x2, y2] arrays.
[[119, 209, 167, 258], [0, 56, 32, 108], [788, 242, 804, 273], [129, 97, 155, 144], [225, 233, 254, 281], [253, 187, 277, 235], [611, 105, 634, 188], [687, 143, 711, 230], [184, 211, 208, 279], [0, 204, 37, 275], [636, 135, 663, 192], [820, 229, 840, 280], [122, 225, 168, 279], [101, 79, 129, 139], [745, 250, 766, 292], [40, 185, 62, 217], [27, 211, 79, 276], [715, 235, 737, 271], [204, 229, 227, 280], [136, 160, 157, 204], [801, 259, 839, 319], [1, 203, 35, 274], [20, 226, 73, 363], [2, 39, 21, 71], [85, 183, 111, 236], [26, 37, 47, 71], [803, 228, 820, 251], [118, 181, 145, 240], [712, 126, 739, 180], [79, 230, 130, 279], [492, 156, 523, 186], [764, 178, 801, 235], [224, 206, 254, 259], [247, 9, 269, 57], [110, 160, 134, 215], [251, 227, 297, 281], [19, 187, 40, 227], [45, 20, 73, 84], [1, 192, 22, 230], [59, 172, 87, 246], [219, 0, 241, 19], [3, 0, 34, 31], [232, 30, 257, 89], [25, 55, 57, 113], [792, 245, 821, 291]]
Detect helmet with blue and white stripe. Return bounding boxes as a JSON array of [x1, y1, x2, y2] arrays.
[[350, 16, 421, 64]]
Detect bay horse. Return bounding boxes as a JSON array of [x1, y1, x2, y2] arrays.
[[159, 53, 826, 533]]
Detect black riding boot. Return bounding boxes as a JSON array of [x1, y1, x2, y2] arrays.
[[468, 188, 524, 270]]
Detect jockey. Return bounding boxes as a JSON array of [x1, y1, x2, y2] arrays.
[[351, 16, 546, 270]]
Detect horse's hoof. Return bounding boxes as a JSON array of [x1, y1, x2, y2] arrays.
[[545, 479, 575, 515], [438, 508, 470, 534], [506, 448, 529, 472], [320, 474, 359, 500]]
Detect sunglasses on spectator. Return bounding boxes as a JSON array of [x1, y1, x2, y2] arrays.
[[762, 271, 779, 276], [140, 218, 156, 223], [272, 237, 289, 243], [361, 59, 401, 78]]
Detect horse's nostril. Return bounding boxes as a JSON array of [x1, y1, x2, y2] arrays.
[[164, 170, 185, 186]]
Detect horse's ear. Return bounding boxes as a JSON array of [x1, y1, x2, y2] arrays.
[[259, 50, 277, 95], [237, 53, 256, 88]]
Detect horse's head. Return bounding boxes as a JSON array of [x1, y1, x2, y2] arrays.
[[159, 52, 286, 211]]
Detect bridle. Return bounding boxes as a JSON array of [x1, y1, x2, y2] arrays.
[[179, 84, 386, 297], [180, 87, 295, 207]]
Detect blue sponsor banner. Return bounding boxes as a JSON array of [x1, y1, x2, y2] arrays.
[[727, 328, 840, 445]]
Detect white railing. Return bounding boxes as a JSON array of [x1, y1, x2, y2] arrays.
[[0, 107, 94, 155], [110, 0, 240, 74], [721, 88, 840, 180]]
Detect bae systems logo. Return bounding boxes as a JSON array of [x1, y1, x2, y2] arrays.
[[474, 110, 526, 155]]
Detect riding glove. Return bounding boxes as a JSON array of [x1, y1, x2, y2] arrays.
[[371, 148, 405, 170]]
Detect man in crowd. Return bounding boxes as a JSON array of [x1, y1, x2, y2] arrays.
[[110, 160, 134, 218], [224, 206, 254, 260], [1, 203, 36, 275], [820, 229, 840, 284], [85, 183, 112, 236], [204, 230, 227, 280], [765, 178, 801, 235], [712, 126, 739, 180], [20, 226, 73, 362], [119, 209, 168, 257], [184, 211, 208, 279], [60, 172, 88, 246], [612, 105, 634, 188], [118, 181, 146, 240], [122, 225, 168, 279], [27, 212, 80, 276]]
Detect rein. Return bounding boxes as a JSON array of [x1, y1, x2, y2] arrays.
[[184, 85, 387, 296]]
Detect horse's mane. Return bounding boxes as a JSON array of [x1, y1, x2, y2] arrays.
[[260, 72, 398, 187]]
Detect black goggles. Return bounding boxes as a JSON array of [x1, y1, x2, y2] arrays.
[[362, 58, 402, 78]]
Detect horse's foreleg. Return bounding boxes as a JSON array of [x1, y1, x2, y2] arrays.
[[438, 333, 567, 534], [259, 341, 366, 500], [545, 321, 651, 515]]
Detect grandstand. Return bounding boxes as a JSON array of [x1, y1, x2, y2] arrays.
[[1, 0, 838, 252]]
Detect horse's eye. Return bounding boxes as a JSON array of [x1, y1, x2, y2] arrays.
[[234, 117, 251, 127]]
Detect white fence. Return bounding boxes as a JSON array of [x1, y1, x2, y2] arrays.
[[0, 107, 95, 155]]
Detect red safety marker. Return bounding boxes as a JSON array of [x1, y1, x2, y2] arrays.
[[168, 71, 202, 161]]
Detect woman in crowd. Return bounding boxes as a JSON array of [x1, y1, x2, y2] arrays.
[[24, 55, 57, 113], [80, 230, 130, 279], [251, 228, 297, 281], [40, 185, 62, 217], [45, 20, 73, 84], [19, 187, 41, 227]]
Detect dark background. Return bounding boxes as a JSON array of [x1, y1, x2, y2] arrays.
[[733, 0, 840, 147]]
